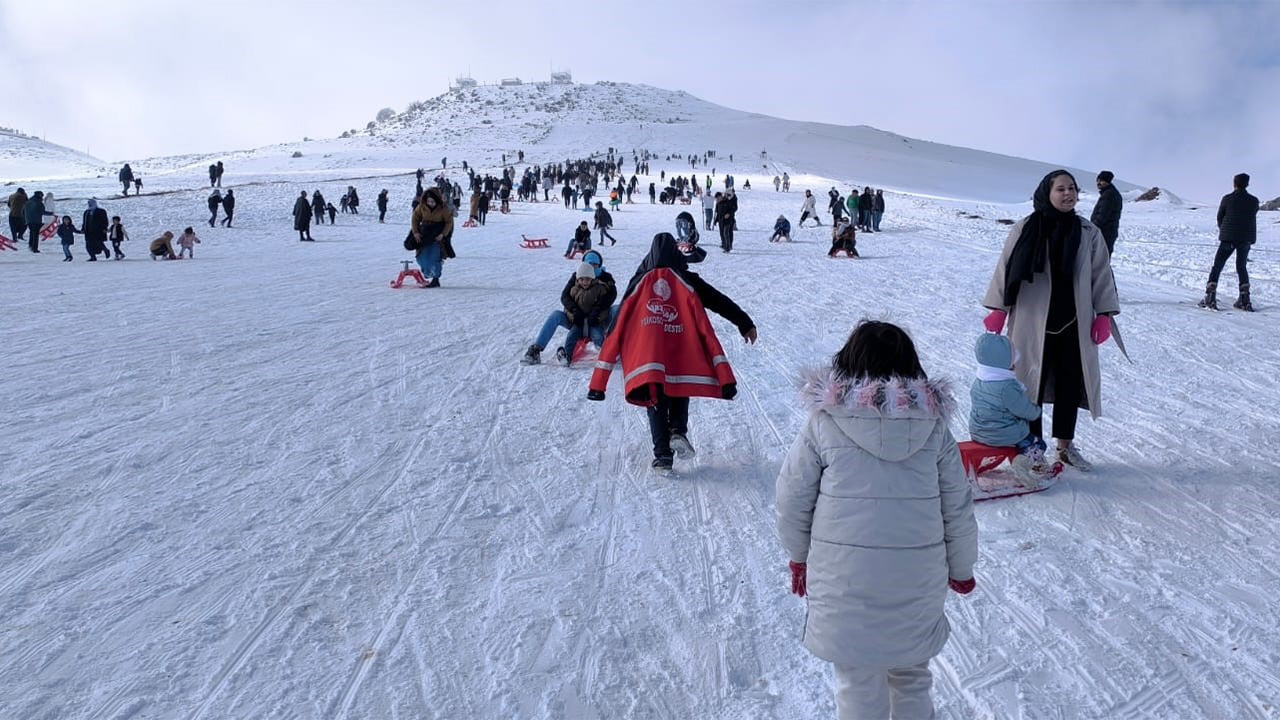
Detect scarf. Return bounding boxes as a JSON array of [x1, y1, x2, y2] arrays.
[[1003, 171, 1081, 307]]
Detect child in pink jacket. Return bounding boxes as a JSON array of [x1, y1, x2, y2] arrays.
[[177, 227, 201, 258]]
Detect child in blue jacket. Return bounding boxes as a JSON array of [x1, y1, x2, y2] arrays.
[[56, 216, 80, 261], [969, 333, 1046, 471]]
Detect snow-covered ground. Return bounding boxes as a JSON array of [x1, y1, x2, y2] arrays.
[[3, 86, 1279, 719], [0, 131, 105, 181]]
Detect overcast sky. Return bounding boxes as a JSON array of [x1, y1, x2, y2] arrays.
[[2, 0, 1276, 202]]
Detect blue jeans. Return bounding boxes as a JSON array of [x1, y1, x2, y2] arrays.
[[416, 242, 442, 279], [1016, 433, 1047, 456], [872, 210, 883, 231], [61, 241, 73, 259], [534, 311, 573, 349], [564, 321, 605, 353], [703, 208, 713, 229]]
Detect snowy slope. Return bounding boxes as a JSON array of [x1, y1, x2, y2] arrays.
[[88, 82, 1150, 205], [1, 148, 1278, 719], [0, 130, 105, 181]]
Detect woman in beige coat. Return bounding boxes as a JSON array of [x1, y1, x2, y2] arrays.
[[982, 170, 1121, 471], [777, 321, 978, 720]]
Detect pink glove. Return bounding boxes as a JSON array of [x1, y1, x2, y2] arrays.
[[982, 309, 1007, 334], [789, 561, 807, 598], [949, 577, 976, 595], [1091, 315, 1111, 345]]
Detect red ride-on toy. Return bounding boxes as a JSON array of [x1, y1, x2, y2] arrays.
[[958, 440, 1063, 501], [520, 235, 549, 249], [0, 234, 17, 251], [390, 260, 429, 288]]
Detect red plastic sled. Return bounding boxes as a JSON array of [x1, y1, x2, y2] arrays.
[[389, 260, 429, 288], [520, 235, 549, 249], [959, 441, 1063, 501], [570, 338, 593, 365], [461, 218, 478, 228], [565, 246, 587, 260], [0, 234, 16, 251], [829, 247, 859, 258]]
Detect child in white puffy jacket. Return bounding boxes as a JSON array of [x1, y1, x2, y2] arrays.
[[776, 320, 978, 720]]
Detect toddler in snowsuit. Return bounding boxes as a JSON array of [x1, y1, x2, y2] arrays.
[[177, 227, 201, 258], [56, 216, 81, 261], [969, 333, 1047, 471]]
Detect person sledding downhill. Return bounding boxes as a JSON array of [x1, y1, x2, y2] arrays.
[[969, 333, 1052, 484], [523, 250, 617, 366], [587, 233, 757, 472]]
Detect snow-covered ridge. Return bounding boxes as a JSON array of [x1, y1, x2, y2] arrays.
[[0, 131, 104, 182]]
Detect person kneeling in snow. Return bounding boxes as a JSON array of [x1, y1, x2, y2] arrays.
[[969, 333, 1048, 478], [150, 231, 178, 260], [828, 218, 858, 257], [522, 257, 617, 367], [587, 233, 757, 471], [770, 215, 791, 242]]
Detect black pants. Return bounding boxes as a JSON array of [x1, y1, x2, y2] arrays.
[[719, 221, 734, 251], [9, 216, 25, 240], [111, 240, 124, 257], [646, 392, 690, 459], [598, 228, 615, 244], [478, 210, 487, 226], [1030, 325, 1084, 441], [209, 209, 218, 226], [1207, 242, 1250, 287], [379, 209, 386, 223], [221, 211, 233, 227]]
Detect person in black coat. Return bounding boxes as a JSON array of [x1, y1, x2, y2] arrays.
[[209, 164, 218, 188], [717, 189, 738, 252], [1089, 171, 1123, 254], [1199, 173, 1259, 311], [118, 164, 134, 196], [220, 190, 235, 227], [565, 221, 592, 257], [377, 189, 389, 223], [477, 192, 490, 226], [293, 191, 314, 241], [208, 190, 221, 227], [81, 199, 110, 260]]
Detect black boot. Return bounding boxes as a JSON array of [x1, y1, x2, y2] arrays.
[[1197, 281, 1218, 310], [1233, 283, 1253, 311]]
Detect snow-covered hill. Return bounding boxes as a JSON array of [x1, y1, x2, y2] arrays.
[[0, 130, 104, 181], [112, 82, 1148, 204]]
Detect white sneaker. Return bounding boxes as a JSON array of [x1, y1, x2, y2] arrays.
[[670, 433, 696, 457], [1057, 444, 1093, 472], [1010, 455, 1044, 486]]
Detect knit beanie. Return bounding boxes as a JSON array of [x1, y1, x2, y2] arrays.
[[576, 262, 595, 280]]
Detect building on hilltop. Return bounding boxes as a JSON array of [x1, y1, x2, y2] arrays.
[[452, 76, 477, 90], [550, 71, 572, 85], [500, 77, 523, 87]]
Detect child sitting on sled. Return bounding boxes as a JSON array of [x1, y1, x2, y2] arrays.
[[969, 333, 1047, 475]]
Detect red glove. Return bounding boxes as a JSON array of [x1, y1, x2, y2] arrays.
[[789, 561, 807, 597], [1090, 315, 1111, 345], [982, 309, 1007, 334], [949, 577, 976, 595]]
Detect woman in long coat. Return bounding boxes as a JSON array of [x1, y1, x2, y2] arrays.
[[982, 170, 1122, 470], [292, 192, 313, 241]]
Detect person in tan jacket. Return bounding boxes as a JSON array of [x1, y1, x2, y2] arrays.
[[981, 170, 1122, 471], [149, 231, 177, 260], [409, 188, 453, 288], [777, 320, 977, 720]]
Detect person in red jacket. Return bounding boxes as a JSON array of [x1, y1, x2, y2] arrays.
[[588, 233, 757, 471]]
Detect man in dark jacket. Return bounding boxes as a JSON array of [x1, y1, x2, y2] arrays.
[[22, 190, 52, 252], [593, 202, 616, 245], [1199, 173, 1259, 311], [377, 189, 389, 223], [293, 191, 314, 241], [717, 189, 738, 252], [220, 190, 236, 227], [208, 190, 221, 227], [209, 164, 218, 188], [1090, 171, 1123, 254], [118, 164, 134, 196]]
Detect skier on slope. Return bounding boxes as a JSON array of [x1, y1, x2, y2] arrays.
[[1197, 173, 1258, 311], [588, 233, 757, 471]]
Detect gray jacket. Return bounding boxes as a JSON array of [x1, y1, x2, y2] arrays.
[[776, 373, 978, 669], [969, 334, 1041, 447]]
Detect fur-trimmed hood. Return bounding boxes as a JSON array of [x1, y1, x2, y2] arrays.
[[799, 369, 956, 462]]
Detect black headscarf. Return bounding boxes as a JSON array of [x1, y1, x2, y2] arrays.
[[622, 232, 691, 300], [1003, 170, 1082, 307]]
